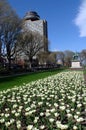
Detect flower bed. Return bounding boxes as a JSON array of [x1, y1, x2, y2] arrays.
[[0, 71, 86, 130]]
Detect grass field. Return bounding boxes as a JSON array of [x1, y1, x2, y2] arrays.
[[0, 69, 64, 91], [83, 68, 86, 73]]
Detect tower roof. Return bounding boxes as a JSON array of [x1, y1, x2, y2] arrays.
[[24, 11, 40, 21]]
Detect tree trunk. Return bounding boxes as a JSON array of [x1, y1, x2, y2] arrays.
[[29, 57, 32, 69], [8, 57, 11, 70]]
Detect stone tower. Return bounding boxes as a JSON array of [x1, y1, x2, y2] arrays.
[[23, 11, 48, 52]]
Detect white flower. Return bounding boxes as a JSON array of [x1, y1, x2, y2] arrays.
[[61, 102, 65, 105], [34, 117, 39, 123], [15, 112, 20, 117], [66, 104, 69, 108], [11, 109, 16, 114], [56, 120, 61, 124], [40, 112, 44, 116], [46, 102, 49, 105], [48, 104, 51, 107], [73, 125, 78, 130], [1, 113, 4, 116], [25, 112, 30, 116], [40, 125, 45, 129], [59, 106, 66, 111], [16, 120, 21, 124], [17, 123, 21, 129], [5, 108, 9, 111], [74, 115, 78, 119], [54, 103, 58, 107], [35, 117, 39, 120], [77, 103, 82, 108], [72, 98, 75, 102], [54, 112, 59, 117], [67, 113, 72, 118], [10, 119, 15, 124], [5, 113, 10, 118], [13, 104, 17, 108], [5, 121, 10, 127], [0, 118, 5, 123], [66, 109, 70, 113], [49, 118, 54, 123], [45, 112, 50, 117], [34, 119, 38, 123], [71, 108, 74, 111], [31, 104, 36, 108], [25, 110, 33, 116], [76, 111, 80, 115], [76, 117, 84, 122], [38, 102, 43, 106], [19, 106, 23, 109], [18, 109, 22, 113], [27, 98, 31, 102], [50, 108, 55, 113], [60, 124, 68, 129], [27, 125, 33, 130], [56, 121, 61, 128], [33, 128, 39, 130]]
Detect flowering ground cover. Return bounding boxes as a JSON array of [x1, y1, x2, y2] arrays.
[[0, 71, 86, 130]]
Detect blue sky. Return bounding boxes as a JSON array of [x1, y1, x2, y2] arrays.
[[8, 0, 86, 52]]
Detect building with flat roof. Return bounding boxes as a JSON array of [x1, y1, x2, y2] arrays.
[[23, 11, 48, 52]]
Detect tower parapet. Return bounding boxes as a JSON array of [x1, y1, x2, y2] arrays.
[[24, 11, 40, 21]]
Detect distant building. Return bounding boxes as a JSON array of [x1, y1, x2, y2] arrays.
[[16, 11, 49, 67], [23, 11, 48, 52]]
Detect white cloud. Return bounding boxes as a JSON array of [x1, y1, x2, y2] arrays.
[[74, 0, 86, 37]]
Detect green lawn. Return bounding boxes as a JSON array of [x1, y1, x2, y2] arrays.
[[83, 68, 86, 73], [0, 69, 64, 91]]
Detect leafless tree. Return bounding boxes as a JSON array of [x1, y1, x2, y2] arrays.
[[47, 52, 57, 64], [37, 51, 49, 65], [0, 28, 2, 57], [17, 30, 47, 68], [80, 49, 86, 66], [56, 51, 65, 65], [64, 50, 74, 67], [0, 0, 21, 69]]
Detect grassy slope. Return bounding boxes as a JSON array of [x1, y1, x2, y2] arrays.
[[0, 69, 64, 91]]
